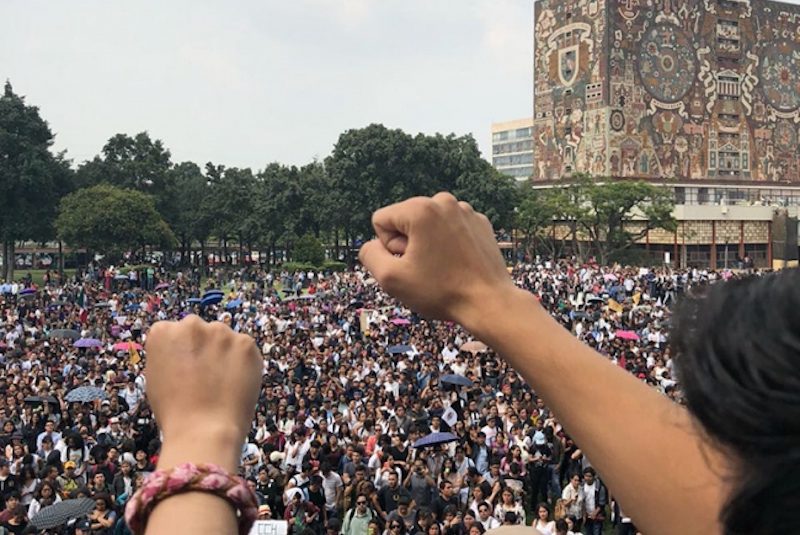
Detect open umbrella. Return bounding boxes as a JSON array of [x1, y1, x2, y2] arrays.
[[125, 303, 141, 312], [186, 298, 202, 305], [440, 374, 473, 388], [413, 432, 460, 449], [19, 288, 36, 295], [390, 318, 411, 326], [225, 299, 242, 310], [154, 282, 170, 291], [203, 289, 224, 298], [460, 341, 488, 353], [388, 344, 412, 355], [24, 395, 59, 406], [615, 330, 640, 341], [201, 294, 223, 307], [586, 296, 605, 304], [114, 274, 128, 281], [348, 300, 364, 309], [297, 294, 318, 301], [603, 273, 618, 282], [113, 342, 142, 351], [48, 329, 80, 340], [73, 338, 103, 349], [48, 301, 70, 308], [30, 498, 95, 530], [65, 386, 106, 403], [94, 302, 110, 308]]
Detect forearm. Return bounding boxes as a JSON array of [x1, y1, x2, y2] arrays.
[[467, 288, 726, 535]]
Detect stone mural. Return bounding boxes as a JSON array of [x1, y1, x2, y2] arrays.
[[533, 0, 800, 182]]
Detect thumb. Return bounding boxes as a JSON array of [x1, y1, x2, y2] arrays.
[[359, 239, 404, 289]]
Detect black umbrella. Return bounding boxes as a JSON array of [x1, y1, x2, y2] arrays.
[[24, 396, 59, 406], [48, 329, 81, 340], [30, 498, 95, 529], [440, 374, 473, 388]]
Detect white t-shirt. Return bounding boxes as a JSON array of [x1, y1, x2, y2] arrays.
[[583, 482, 597, 513], [321, 472, 343, 510]]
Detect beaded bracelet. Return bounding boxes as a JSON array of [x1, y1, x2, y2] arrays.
[[124, 462, 258, 535]]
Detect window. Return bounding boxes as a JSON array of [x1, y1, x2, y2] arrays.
[[515, 127, 532, 138], [698, 188, 710, 204], [675, 187, 686, 204]]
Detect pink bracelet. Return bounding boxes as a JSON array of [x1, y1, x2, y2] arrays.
[[124, 462, 258, 535]]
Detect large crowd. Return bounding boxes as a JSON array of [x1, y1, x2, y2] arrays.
[[0, 260, 751, 535]]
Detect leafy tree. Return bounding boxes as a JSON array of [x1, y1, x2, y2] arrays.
[[0, 81, 74, 280], [56, 184, 176, 257], [293, 233, 325, 265], [572, 174, 676, 264], [75, 132, 175, 220], [515, 187, 569, 259], [326, 124, 517, 255], [168, 162, 213, 263]]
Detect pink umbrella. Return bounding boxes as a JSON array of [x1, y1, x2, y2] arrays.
[[390, 318, 411, 326], [113, 342, 143, 351], [603, 273, 618, 281], [615, 330, 640, 341]]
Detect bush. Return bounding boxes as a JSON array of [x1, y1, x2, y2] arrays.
[[293, 234, 325, 266], [322, 260, 347, 272], [282, 261, 317, 273]]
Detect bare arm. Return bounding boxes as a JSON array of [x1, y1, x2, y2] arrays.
[[464, 288, 727, 534], [358, 193, 728, 535]]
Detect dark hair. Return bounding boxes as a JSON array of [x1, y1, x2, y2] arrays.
[[672, 270, 800, 535]]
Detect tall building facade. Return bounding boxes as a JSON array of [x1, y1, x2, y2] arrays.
[[532, 0, 800, 267], [491, 118, 534, 181]]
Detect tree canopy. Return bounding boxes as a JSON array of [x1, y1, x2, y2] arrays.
[[56, 184, 175, 255], [0, 82, 74, 279]]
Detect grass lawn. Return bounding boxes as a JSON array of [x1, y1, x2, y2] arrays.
[[23, 269, 76, 286]]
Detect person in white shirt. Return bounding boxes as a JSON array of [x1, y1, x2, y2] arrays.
[[477, 500, 500, 530]]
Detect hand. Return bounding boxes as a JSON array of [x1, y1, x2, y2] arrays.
[[359, 193, 516, 329], [144, 315, 262, 471]]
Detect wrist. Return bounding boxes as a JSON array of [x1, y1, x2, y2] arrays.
[[460, 286, 536, 343], [157, 424, 244, 473]]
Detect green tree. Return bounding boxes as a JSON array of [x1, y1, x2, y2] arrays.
[[515, 186, 569, 259], [56, 184, 176, 257], [0, 81, 74, 280], [168, 162, 213, 264], [75, 132, 175, 221], [293, 233, 325, 265], [326, 124, 518, 256], [573, 175, 676, 264]]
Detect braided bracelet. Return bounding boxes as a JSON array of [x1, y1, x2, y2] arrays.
[[124, 462, 258, 535]]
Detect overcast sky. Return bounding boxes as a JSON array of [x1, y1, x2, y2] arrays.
[[1, 1, 532, 169]]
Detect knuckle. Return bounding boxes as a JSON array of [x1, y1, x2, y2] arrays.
[[433, 192, 458, 205], [458, 201, 474, 212]]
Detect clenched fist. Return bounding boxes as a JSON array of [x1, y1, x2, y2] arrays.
[[144, 315, 262, 472], [359, 192, 518, 331]]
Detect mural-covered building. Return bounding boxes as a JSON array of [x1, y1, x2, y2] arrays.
[[533, 0, 800, 267]]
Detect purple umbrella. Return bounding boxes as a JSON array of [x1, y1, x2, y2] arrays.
[[19, 288, 36, 295], [413, 432, 460, 449], [390, 318, 411, 326], [73, 338, 103, 349], [155, 282, 170, 291]]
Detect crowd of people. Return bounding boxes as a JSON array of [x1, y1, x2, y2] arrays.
[[0, 260, 751, 534]]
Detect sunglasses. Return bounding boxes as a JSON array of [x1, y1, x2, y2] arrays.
[[391, 525, 400, 529], [357, 500, 367, 505]]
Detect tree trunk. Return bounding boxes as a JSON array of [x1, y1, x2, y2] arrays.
[[238, 236, 244, 266], [7, 241, 14, 282], [58, 240, 64, 280], [223, 238, 228, 265], [200, 240, 207, 276], [334, 229, 340, 260]]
